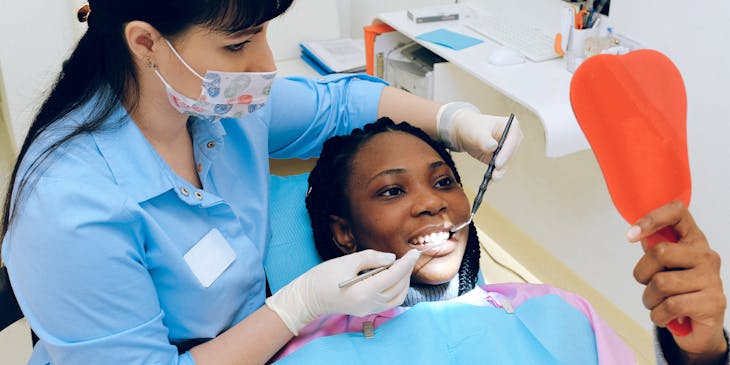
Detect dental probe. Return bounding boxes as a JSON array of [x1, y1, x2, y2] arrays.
[[450, 113, 515, 234]]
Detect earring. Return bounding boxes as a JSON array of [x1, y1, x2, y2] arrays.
[[144, 57, 156, 70], [77, 3, 91, 23]]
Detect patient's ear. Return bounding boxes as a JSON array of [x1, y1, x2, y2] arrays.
[[329, 215, 357, 254]]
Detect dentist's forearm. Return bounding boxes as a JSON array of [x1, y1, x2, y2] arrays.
[[377, 86, 440, 138], [189, 306, 293, 365]]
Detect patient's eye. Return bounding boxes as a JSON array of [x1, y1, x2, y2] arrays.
[[378, 186, 404, 198], [434, 176, 455, 189]]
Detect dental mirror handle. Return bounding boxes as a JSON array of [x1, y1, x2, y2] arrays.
[[451, 113, 515, 235], [338, 244, 442, 288], [471, 113, 515, 215]]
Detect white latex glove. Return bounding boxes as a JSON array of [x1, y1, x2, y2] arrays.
[[437, 102, 523, 180], [265, 249, 420, 335]]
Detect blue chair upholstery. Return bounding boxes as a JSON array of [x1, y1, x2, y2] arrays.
[[265, 173, 322, 293]]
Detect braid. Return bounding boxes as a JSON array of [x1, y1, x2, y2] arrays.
[[459, 223, 481, 294], [306, 135, 359, 261], [306, 117, 481, 292]]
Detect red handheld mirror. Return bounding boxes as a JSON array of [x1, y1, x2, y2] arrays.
[[570, 49, 692, 336]]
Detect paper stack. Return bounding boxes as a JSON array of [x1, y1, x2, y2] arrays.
[[300, 38, 366, 75]]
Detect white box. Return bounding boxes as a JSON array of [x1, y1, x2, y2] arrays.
[[407, 5, 461, 24]]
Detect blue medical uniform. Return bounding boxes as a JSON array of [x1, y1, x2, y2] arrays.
[[1, 74, 386, 364]]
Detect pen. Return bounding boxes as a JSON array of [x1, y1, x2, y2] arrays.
[[575, 9, 586, 29], [585, 9, 594, 28]]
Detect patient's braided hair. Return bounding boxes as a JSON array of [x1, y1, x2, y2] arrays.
[[306, 117, 480, 295]]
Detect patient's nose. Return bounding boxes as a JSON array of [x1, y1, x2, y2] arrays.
[[411, 189, 447, 216]]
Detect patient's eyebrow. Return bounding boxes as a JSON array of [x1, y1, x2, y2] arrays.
[[367, 168, 406, 185], [429, 161, 446, 169], [366, 160, 446, 185]]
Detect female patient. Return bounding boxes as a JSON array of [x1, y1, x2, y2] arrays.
[[272, 118, 634, 364]]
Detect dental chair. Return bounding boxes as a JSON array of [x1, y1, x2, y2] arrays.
[[0, 265, 37, 349], [0, 266, 23, 331]]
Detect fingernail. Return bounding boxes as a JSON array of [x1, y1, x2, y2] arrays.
[[486, 139, 498, 150], [626, 225, 641, 241], [492, 169, 506, 181]]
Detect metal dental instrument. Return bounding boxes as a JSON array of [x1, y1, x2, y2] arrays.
[[338, 244, 443, 289], [338, 265, 391, 289], [450, 113, 516, 234]]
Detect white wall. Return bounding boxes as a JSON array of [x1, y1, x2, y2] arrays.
[[0, 0, 86, 149], [347, 0, 448, 38]]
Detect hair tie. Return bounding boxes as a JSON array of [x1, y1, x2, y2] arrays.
[[77, 3, 91, 23]]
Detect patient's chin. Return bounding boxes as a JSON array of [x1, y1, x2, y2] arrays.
[[411, 264, 459, 286], [412, 276, 455, 286]]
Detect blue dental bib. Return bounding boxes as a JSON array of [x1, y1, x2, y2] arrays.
[[274, 294, 598, 365]]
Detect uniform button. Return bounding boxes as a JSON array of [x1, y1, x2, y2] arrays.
[[194, 191, 203, 200], [197, 163, 202, 173], [318, 77, 326, 81], [206, 141, 216, 149], [180, 187, 190, 196]]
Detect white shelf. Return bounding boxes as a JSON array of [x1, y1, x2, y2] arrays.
[[377, 10, 590, 158]]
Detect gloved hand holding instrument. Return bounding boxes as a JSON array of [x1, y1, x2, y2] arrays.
[[436, 102, 523, 181], [266, 249, 420, 335]]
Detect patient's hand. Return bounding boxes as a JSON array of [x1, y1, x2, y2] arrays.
[[628, 201, 727, 361]]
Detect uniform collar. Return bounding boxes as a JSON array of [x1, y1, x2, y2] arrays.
[[91, 104, 226, 203]]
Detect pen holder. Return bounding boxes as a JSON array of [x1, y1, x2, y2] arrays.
[[566, 27, 598, 73]]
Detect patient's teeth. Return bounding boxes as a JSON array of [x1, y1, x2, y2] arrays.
[[412, 231, 451, 246]]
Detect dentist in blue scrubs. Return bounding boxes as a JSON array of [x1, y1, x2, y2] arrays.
[[0, 1, 523, 364]]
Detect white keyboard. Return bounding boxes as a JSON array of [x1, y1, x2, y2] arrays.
[[462, 13, 559, 62]]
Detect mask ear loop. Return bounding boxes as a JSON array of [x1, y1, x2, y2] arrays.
[[164, 39, 206, 81]]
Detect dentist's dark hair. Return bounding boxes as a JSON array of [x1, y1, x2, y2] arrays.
[[305, 117, 481, 295], [1, 0, 293, 251]]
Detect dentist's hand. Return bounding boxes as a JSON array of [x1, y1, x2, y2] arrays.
[[628, 201, 727, 361], [436, 102, 523, 180], [266, 249, 420, 335]]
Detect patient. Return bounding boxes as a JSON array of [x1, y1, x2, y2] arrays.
[[270, 118, 634, 364]]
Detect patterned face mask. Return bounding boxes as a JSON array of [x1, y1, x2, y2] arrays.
[[153, 39, 277, 119]]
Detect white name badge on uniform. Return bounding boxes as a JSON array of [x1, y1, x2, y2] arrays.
[[184, 228, 237, 288]]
